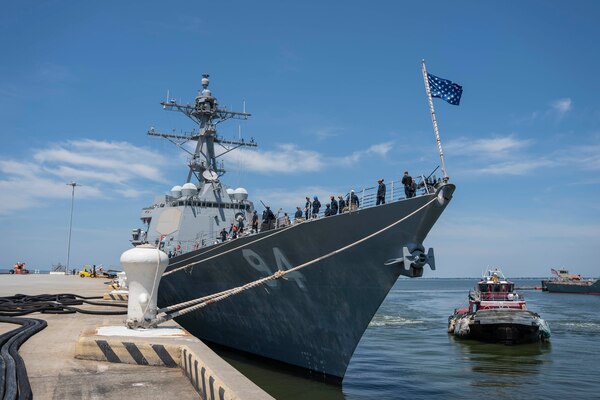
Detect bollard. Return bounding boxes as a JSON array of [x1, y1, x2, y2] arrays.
[[120, 244, 168, 328]]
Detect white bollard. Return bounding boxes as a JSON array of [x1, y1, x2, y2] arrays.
[[120, 244, 169, 329], [116, 271, 128, 289]]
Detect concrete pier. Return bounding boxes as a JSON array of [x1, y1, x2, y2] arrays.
[[0, 274, 273, 400]]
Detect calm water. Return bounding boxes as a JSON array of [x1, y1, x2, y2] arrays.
[[218, 278, 600, 399]]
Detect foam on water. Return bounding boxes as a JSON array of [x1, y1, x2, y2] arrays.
[[369, 314, 424, 327]]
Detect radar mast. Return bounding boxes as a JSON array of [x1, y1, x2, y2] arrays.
[[147, 73, 257, 183]]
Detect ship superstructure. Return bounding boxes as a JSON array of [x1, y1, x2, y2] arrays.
[[131, 74, 257, 253]]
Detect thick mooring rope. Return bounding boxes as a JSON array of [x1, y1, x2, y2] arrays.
[[152, 196, 438, 326]]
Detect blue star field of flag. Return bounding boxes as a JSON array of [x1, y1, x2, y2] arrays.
[[427, 73, 463, 105]]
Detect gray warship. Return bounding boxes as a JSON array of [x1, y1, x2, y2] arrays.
[[131, 73, 456, 381]]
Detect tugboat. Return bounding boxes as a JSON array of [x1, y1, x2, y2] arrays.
[[448, 269, 550, 344]]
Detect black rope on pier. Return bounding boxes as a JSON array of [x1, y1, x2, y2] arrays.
[[0, 294, 128, 399], [0, 316, 47, 400], [0, 294, 127, 317]]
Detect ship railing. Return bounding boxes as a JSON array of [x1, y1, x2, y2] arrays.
[[166, 172, 444, 256], [479, 292, 524, 301], [163, 232, 219, 256], [344, 174, 440, 211], [269, 173, 443, 224]]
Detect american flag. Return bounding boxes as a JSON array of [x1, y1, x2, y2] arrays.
[[427, 73, 463, 105], [551, 268, 558, 276]]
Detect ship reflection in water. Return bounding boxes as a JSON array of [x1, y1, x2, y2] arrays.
[[451, 339, 551, 386], [211, 344, 345, 400]]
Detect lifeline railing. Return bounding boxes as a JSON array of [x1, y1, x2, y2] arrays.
[[281, 173, 443, 223], [162, 172, 444, 252]]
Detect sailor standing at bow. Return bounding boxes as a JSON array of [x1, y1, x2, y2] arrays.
[[304, 197, 312, 220], [251, 211, 259, 233], [376, 179, 386, 205], [330, 196, 338, 215], [311, 196, 321, 219]]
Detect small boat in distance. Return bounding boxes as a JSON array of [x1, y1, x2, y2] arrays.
[[542, 268, 600, 294], [448, 269, 550, 344]]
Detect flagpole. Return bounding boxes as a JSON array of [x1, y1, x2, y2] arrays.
[[421, 60, 449, 182]]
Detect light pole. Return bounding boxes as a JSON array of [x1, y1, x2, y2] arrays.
[[66, 182, 81, 274]]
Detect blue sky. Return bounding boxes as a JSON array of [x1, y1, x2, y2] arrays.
[[1, 1, 599, 277]]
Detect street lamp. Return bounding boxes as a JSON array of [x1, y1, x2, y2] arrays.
[[66, 181, 82, 274]]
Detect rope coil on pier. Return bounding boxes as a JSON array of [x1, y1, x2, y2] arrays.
[[0, 294, 127, 399], [152, 196, 438, 326]]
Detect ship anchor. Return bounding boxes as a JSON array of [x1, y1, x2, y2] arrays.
[[384, 246, 435, 278]]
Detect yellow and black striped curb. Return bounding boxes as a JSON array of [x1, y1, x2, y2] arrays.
[[102, 292, 128, 301], [75, 329, 274, 399], [182, 346, 231, 399], [181, 345, 273, 400], [76, 336, 179, 367]]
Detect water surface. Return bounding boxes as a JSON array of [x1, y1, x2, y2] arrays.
[[218, 278, 600, 399]]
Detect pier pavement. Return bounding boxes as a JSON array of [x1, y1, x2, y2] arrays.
[[0, 274, 271, 400]]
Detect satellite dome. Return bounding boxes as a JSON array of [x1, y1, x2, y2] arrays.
[[170, 185, 182, 199], [233, 187, 248, 201], [226, 188, 235, 196], [181, 182, 198, 197]]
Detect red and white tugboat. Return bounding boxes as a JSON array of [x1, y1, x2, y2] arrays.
[[448, 269, 550, 344]]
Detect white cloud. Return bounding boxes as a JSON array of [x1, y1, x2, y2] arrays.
[[314, 127, 340, 141], [33, 139, 169, 183], [429, 214, 600, 277], [449, 136, 600, 176], [552, 98, 572, 116], [557, 143, 600, 171], [446, 135, 530, 158], [225, 144, 324, 174], [477, 159, 556, 175], [222, 141, 394, 174], [338, 142, 394, 165], [0, 139, 171, 215]]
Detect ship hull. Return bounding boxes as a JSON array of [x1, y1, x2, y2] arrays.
[[468, 309, 544, 344], [544, 280, 600, 294], [157, 184, 454, 379], [450, 309, 548, 344]]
